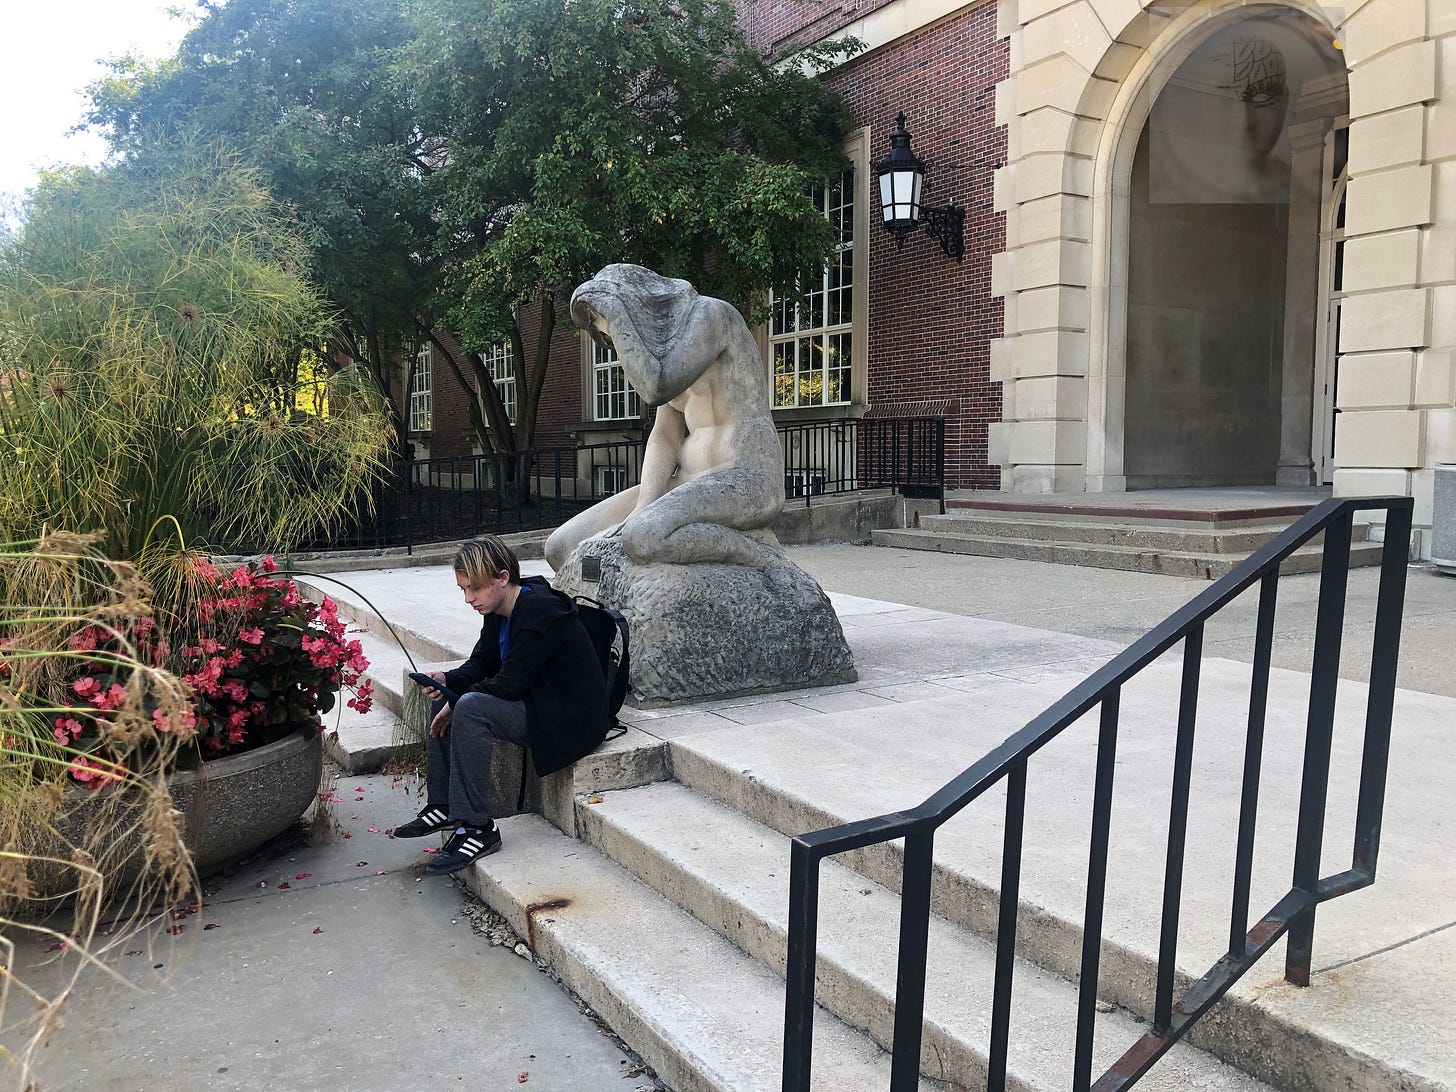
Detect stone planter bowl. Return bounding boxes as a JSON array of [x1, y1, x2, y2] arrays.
[[33, 728, 323, 901], [168, 727, 323, 874]]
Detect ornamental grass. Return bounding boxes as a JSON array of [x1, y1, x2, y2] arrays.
[[0, 534, 200, 1085]]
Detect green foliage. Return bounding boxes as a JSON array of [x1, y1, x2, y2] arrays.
[[419, 0, 857, 345], [86, 0, 443, 391], [0, 144, 393, 557], [84, 0, 858, 455]]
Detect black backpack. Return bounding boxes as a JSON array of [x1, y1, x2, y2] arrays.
[[515, 595, 631, 811], [572, 595, 631, 739]]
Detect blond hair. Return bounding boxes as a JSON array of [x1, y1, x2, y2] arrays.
[[452, 536, 520, 587]]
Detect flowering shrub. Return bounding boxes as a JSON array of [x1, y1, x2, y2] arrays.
[[57, 556, 372, 772], [174, 556, 372, 758]]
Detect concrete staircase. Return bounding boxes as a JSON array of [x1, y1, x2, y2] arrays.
[[872, 508, 1383, 579], [299, 565, 1449, 1092]]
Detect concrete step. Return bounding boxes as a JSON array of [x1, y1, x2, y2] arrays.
[[916, 514, 1364, 554], [467, 813, 945, 1092], [942, 495, 1323, 529], [296, 574, 462, 666], [321, 702, 413, 774], [577, 780, 1276, 1092], [661, 666, 1453, 1092], [870, 528, 1384, 579]]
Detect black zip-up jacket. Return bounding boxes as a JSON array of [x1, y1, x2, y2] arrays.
[[442, 577, 610, 776]]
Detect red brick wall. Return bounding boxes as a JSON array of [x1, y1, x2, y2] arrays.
[[828, 2, 1007, 489], [736, 0, 899, 56], [423, 330, 478, 458]]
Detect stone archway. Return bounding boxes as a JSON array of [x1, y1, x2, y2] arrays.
[[1112, 12, 1348, 488], [992, 1, 1355, 493]]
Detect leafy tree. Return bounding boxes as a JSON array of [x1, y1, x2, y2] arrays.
[[415, 0, 857, 456], [87, 0, 857, 464], [0, 144, 393, 559], [86, 0, 442, 435]]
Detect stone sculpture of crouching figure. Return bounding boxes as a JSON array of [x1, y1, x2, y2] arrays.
[[545, 265, 786, 571]]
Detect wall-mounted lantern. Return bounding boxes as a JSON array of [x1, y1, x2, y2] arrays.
[[873, 113, 965, 262]]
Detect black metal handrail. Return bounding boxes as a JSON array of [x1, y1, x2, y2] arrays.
[[782, 495, 1414, 1092]]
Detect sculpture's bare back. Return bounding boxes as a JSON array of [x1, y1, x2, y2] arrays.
[[544, 265, 786, 570]]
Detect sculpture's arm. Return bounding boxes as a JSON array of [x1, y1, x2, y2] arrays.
[[634, 404, 686, 511], [632, 297, 734, 405], [575, 295, 728, 407]]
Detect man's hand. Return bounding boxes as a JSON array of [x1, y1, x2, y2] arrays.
[[417, 670, 447, 701], [428, 702, 453, 738]]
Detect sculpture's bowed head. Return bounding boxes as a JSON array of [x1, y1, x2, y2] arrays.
[[570, 264, 700, 406]]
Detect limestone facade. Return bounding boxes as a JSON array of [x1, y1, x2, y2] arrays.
[[740, 0, 1452, 553], [988, 0, 1455, 552]]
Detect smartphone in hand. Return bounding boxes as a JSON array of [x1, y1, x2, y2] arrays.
[[409, 672, 460, 704]]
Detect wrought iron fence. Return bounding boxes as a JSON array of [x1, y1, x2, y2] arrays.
[[300, 440, 646, 553], [782, 496, 1414, 1092], [304, 416, 946, 552], [778, 416, 945, 507]]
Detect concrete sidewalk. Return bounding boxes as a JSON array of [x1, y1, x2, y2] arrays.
[[787, 543, 1456, 698], [7, 544, 1450, 1091], [5, 771, 661, 1092]]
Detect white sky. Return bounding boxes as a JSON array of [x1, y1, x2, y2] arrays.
[[0, 0, 192, 215]]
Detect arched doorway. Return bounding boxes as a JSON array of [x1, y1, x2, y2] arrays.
[[1094, 5, 1345, 492]]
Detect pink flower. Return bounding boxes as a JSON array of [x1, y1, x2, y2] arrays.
[[72, 677, 100, 698], [53, 717, 84, 744], [67, 755, 124, 789], [260, 556, 278, 574], [152, 708, 197, 736], [93, 683, 128, 711], [59, 715, 83, 736], [238, 627, 264, 646]]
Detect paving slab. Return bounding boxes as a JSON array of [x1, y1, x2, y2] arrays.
[[789, 544, 1456, 698]]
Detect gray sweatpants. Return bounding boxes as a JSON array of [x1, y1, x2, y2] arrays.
[[425, 692, 530, 829]]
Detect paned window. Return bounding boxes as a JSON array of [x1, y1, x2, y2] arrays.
[[771, 170, 854, 408], [592, 340, 641, 421], [408, 344, 432, 433], [483, 341, 516, 422]]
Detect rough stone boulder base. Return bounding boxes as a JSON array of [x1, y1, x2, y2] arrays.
[[554, 535, 856, 705]]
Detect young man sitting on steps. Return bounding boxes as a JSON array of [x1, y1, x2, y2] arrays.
[[397, 536, 611, 876]]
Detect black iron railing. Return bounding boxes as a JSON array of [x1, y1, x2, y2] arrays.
[[778, 416, 945, 507], [307, 416, 946, 551], [302, 440, 646, 553], [783, 496, 1413, 1092]]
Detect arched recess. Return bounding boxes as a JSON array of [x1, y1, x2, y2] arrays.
[[1073, 1, 1348, 490]]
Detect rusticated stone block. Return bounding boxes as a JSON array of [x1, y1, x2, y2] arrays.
[[553, 535, 855, 706]]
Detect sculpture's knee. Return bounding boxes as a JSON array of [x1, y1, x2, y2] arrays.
[[544, 524, 573, 571], [620, 515, 659, 565]]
